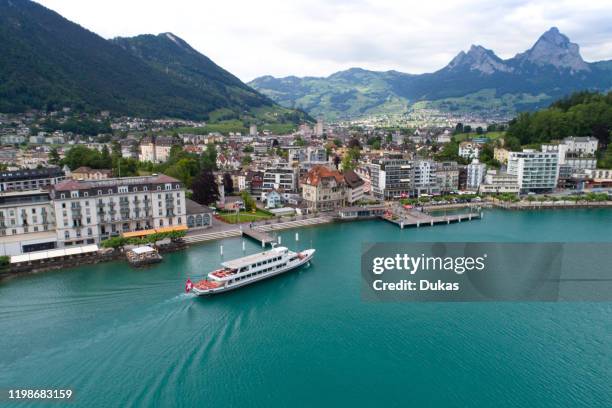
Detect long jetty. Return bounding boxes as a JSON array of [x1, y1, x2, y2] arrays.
[[381, 208, 482, 229]]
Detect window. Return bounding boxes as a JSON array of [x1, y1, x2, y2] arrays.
[[31, 208, 36, 214], [98, 190, 102, 195], [118, 186, 128, 193], [60, 194, 65, 199], [84, 192, 89, 197], [64, 231, 69, 239], [71, 191, 78, 198], [143, 186, 148, 191]]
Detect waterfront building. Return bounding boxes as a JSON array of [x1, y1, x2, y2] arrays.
[[479, 170, 520, 194], [411, 160, 439, 196], [507, 150, 559, 193], [369, 156, 412, 200], [0, 167, 66, 192], [459, 141, 481, 159], [301, 166, 347, 212], [71, 167, 112, 180], [436, 161, 460, 194], [263, 163, 298, 193], [467, 159, 487, 190], [584, 168, 612, 188], [185, 199, 213, 230], [563, 136, 598, 156], [564, 157, 597, 170], [542, 136, 598, 170], [343, 169, 365, 204], [50, 175, 186, 247], [265, 189, 284, 209], [0, 190, 57, 255]]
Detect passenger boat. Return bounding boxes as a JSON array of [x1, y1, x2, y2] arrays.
[[190, 246, 315, 296]]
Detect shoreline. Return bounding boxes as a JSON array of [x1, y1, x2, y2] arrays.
[[3, 206, 611, 280]]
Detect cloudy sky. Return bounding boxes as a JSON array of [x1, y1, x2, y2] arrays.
[[37, 0, 612, 81]]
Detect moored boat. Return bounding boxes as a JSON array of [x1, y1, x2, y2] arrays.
[[190, 246, 315, 296]]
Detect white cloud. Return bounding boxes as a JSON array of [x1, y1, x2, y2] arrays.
[[36, 0, 612, 81]]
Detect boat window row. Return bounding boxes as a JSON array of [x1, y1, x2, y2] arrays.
[[254, 256, 281, 268]]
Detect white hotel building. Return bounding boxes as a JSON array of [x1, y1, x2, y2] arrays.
[[50, 175, 186, 248], [507, 150, 560, 193]]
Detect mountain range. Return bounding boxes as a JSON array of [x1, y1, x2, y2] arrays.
[[249, 28, 612, 120], [0, 0, 309, 124]]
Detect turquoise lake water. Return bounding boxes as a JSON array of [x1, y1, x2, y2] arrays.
[[0, 209, 611, 407]]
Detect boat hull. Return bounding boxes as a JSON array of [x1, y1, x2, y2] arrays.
[[192, 249, 315, 296]]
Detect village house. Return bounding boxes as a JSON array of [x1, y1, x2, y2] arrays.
[[71, 167, 112, 180], [301, 166, 347, 212]]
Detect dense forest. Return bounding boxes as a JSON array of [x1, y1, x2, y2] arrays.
[[0, 0, 309, 124], [506, 91, 612, 150]]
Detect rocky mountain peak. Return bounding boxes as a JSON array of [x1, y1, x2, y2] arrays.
[[447, 45, 513, 74], [515, 27, 589, 72]]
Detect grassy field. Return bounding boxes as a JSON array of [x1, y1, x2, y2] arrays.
[[453, 131, 505, 141], [217, 209, 274, 224]]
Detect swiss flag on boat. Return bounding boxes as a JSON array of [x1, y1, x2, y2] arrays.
[[185, 278, 193, 293]]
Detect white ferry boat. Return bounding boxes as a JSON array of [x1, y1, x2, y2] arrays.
[[191, 246, 315, 296]]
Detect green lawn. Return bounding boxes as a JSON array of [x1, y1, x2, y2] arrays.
[[217, 209, 274, 224], [453, 131, 505, 141]]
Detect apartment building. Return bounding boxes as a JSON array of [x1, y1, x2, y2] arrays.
[[479, 170, 520, 194], [507, 150, 559, 193], [50, 175, 186, 247], [138, 136, 178, 163], [467, 159, 487, 190], [411, 160, 439, 196], [369, 156, 412, 200], [0, 167, 66, 192], [288, 146, 328, 169], [262, 163, 298, 193], [435, 161, 460, 194]]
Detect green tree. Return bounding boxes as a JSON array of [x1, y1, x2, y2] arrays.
[[201, 144, 217, 171], [48, 147, 60, 165], [241, 190, 256, 212], [191, 169, 219, 205], [223, 172, 234, 194]]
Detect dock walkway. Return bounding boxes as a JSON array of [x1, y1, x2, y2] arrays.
[[242, 228, 276, 246], [381, 208, 482, 228]]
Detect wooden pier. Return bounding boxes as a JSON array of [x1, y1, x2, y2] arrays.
[[242, 228, 276, 246], [380, 209, 482, 229]]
